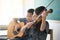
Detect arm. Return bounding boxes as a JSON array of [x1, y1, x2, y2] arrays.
[[40, 11, 48, 31], [40, 18, 46, 31], [13, 18, 23, 32], [13, 18, 18, 23], [17, 22, 33, 37]]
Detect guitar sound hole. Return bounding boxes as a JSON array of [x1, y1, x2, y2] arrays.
[[13, 31, 18, 35], [17, 28, 21, 32]]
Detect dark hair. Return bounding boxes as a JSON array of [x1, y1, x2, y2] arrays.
[[35, 6, 47, 15], [27, 9, 34, 15]]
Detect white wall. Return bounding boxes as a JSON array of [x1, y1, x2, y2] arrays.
[[0, 0, 34, 25], [0, 0, 23, 25], [23, 0, 34, 17], [46, 20, 60, 40]]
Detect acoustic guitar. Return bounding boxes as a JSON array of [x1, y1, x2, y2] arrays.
[[7, 20, 25, 39]]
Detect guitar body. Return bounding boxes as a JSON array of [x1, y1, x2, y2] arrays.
[[7, 21, 24, 39]]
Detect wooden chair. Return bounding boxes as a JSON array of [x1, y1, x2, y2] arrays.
[[48, 29, 53, 40]]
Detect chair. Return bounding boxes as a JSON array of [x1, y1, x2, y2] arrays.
[[48, 29, 53, 40]]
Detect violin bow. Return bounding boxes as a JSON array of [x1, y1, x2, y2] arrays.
[[46, 0, 54, 8]]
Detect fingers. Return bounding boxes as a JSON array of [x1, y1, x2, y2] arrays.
[[25, 22, 33, 28], [41, 11, 47, 18]]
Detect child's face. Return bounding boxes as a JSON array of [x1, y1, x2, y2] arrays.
[[32, 13, 38, 21], [26, 13, 33, 22]]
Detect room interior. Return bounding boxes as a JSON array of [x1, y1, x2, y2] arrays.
[[0, 0, 60, 40]]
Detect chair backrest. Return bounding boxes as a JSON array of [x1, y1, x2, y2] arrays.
[[48, 29, 53, 40]]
